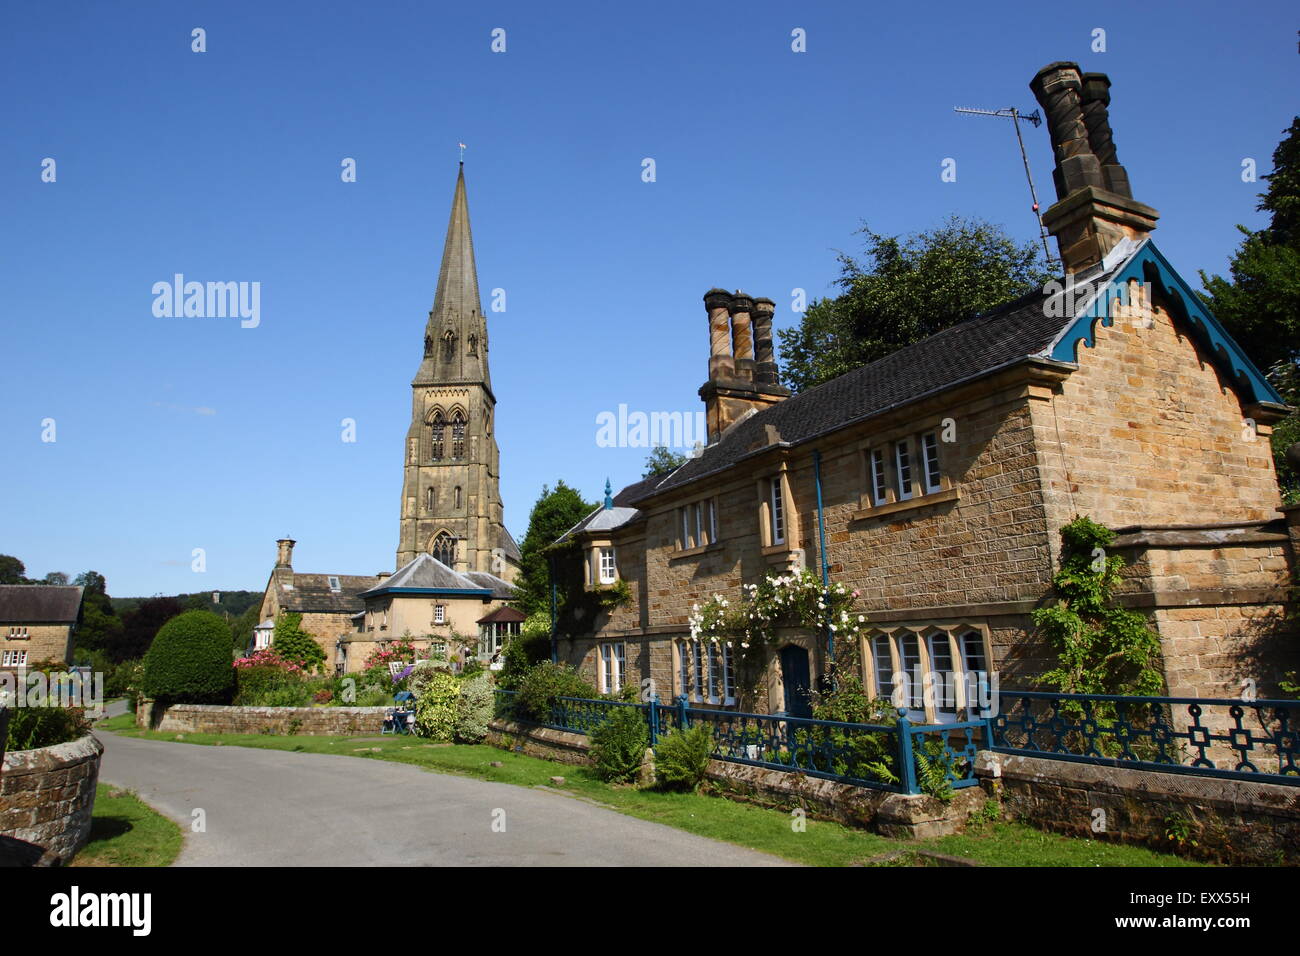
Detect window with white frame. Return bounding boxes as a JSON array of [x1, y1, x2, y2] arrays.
[[598, 546, 617, 584], [921, 431, 942, 493], [599, 641, 626, 694], [894, 440, 913, 501], [866, 429, 947, 508], [2, 650, 28, 667], [433, 605, 446, 625], [677, 498, 719, 551], [677, 638, 736, 705], [869, 448, 888, 505], [769, 476, 785, 544], [865, 624, 992, 723]]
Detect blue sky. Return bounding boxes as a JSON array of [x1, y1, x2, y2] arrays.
[[2, 0, 1295, 596]]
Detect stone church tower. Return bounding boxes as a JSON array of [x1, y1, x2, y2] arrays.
[[395, 164, 520, 580]]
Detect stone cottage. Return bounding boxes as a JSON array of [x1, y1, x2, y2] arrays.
[[0, 585, 85, 668], [553, 61, 1297, 719]]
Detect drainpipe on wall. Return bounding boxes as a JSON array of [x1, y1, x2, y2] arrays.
[[812, 450, 833, 676]]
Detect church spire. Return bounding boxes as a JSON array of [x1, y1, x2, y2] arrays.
[[416, 164, 491, 390]]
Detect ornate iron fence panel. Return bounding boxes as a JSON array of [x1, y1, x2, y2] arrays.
[[549, 695, 642, 735], [903, 714, 984, 793], [991, 691, 1300, 785], [683, 706, 907, 791]]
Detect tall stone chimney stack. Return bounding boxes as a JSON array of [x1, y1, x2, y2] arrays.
[[1030, 62, 1158, 274], [752, 297, 779, 386], [698, 288, 790, 444], [275, 538, 296, 570], [730, 293, 755, 383]]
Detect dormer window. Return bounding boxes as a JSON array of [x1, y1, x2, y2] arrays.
[[328, 576, 341, 592]]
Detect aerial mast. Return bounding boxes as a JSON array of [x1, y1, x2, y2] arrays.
[[953, 105, 1057, 270]]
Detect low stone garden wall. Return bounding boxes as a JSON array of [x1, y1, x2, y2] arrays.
[[486, 717, 983, 838], [0, 732, 103, 866], [139, 702, 392, 736], [977, 751, 1300, 865]]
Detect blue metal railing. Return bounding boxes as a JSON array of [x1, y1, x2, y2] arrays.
[[491, 688, 979, 794], [494, 687, 1300, 791], [990, 691, 1300, 785]]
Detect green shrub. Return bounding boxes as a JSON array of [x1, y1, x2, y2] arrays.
[[414, 671, 461, 741], [142, 610, 235, 704], [5, 706, 92, 751], [654, 723, 714, 791], [106, 658, 143, 701], [234, 664, 307, 706], [515, 661, 598, 722], [454, 673, 495, 743], [271, 613, 327, 673], [590, 706, 648, 783], [497, 628, 552, 690], [809, 682, 901, 784]]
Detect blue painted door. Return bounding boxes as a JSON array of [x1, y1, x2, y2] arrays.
[[780, 645, 812, 718]]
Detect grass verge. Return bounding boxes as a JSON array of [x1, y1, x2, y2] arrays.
[[70, 784, 183, 867], [104, 723, 1202, 868]]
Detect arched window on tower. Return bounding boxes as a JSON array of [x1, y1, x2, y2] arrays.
[[429, 412, 445, 460], [454, 486, 462, 509], [426, 487, 435, 512], [432, 532, 456, 567], [451, 410, 466, 459]]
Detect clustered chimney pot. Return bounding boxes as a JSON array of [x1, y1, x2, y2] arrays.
[[1030, 61, 1158, 274], [275, 538, 296, 570]]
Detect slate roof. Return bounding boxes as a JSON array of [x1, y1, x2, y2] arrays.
[[280, 574, 380, 614], [625, 252, 1139, 503], [477, 605, 527, 624], [464, 571, 517, 599], [0, 585, 84, 624], [499, 526, 522, 562], [361, 554, 515, 599]]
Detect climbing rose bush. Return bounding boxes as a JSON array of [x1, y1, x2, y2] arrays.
[[688, 569, 869, 647]]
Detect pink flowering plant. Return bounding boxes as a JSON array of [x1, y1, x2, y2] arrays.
[[233, 648, 304, 673]]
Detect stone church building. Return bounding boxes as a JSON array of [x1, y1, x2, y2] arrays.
[[256, 164, 519, 672], [554, 62, 1299, 719]]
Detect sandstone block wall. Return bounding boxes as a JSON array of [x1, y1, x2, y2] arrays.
[[1030, 286, 1283, 535], [0, 732, 102, 865], [0, 623, 74, 667], [979, 750, 1300, 865], [143, 703, 391, 736]]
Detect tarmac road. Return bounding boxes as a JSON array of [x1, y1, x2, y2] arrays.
[[96, 727, 793, 867]]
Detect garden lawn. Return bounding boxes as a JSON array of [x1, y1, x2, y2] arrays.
[[71, 784, 183, 867], [105, 725, 1203, 868]]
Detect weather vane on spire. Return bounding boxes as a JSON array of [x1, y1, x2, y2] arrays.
[[458, 142, 466, 163]]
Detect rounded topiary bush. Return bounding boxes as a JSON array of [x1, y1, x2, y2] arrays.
[[142, 610, 236, 704]]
